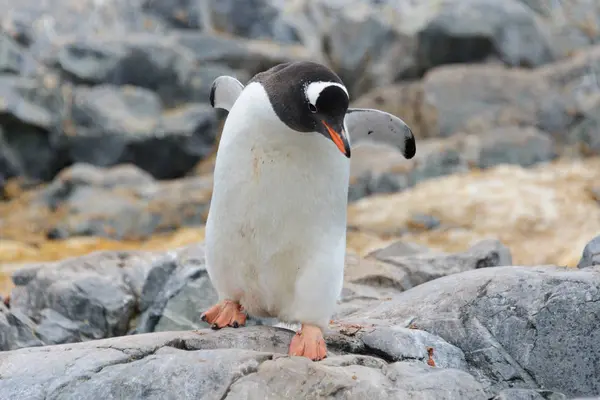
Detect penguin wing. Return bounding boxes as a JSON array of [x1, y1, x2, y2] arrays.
[[209, 76, 245, 112], [344, 108, 416, 159]]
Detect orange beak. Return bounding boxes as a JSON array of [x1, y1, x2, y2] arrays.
[[322, 121, 351, 158]]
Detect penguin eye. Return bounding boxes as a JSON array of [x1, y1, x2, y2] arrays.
[[308, 103, 318, 113]]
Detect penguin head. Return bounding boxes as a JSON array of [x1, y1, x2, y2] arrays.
[[249, 61, 351, 158]]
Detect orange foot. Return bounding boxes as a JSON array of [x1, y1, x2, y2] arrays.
[[289, 324, 327, 361], [200, 300, 247, 330]]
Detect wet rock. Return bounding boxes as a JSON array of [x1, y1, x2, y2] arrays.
[[39, 163, 213, 240], [65, 85, 218, 179], [340, 264, 600, 397], [577, 235, 600, 269]]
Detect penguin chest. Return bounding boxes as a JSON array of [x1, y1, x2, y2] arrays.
[[206, 126, 350, 316]]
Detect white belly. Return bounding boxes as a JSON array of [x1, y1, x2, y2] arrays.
[[205, 83, 350, 328]]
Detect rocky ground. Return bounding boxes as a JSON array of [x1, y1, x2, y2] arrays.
[[1, 0, 600, 399]]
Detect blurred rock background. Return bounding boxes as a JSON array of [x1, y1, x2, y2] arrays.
[[3, 0, 600, 289], [1, 1, 600, 398]]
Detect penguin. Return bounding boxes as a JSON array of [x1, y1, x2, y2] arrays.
[[201, 61, 415, 361]]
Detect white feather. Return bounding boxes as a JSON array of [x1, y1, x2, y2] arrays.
[[210, 76, 245, 112], [305, 81, 349, 106], [205, 82, 350, 330]]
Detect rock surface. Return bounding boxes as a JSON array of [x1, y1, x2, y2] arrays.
[[0, 329, 485, 400], [0, 243, 598, 399]]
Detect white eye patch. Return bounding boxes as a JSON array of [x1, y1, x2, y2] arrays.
[[305, 81, 349, 106]]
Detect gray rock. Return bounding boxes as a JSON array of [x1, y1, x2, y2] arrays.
[[55, 34, 200, 107], [577, 235, 600, 269], [0, 304, 43, 350], [38, 163, 213, 240], [136, 244, 273, 333], [296, 1, 418, 95], [42, 163, 155, 209], [348, 139, 470, 201], [0, 328, 486, 400], [568, 102, 600, 156], [339, 240, 512, 321], [34, 309, 85, 345], [517, 0, 600, 59], [65, 85, 218, 179], [142, 0, 205, 29], [228, 357, 485, 400], [1, 243, 599, 398], [465, 126, 557, 169], [417, 0, 554, 70], [0, 126, 20, 189], [348, 125, 560, 202], [6, 250, 163, 348], [0, 32, 25, 74], [208, 0, 298, 43], [170, 31, 312, 79], [362, 239, 512, 290], [493, 388, 567, 400], [0, 74, 66, 182], [135, 245, 208, 333], [340, 264, 600, 397], [360, 326, 468, 369], [352, 63, 576, 141], [367, 239, 438, 259]]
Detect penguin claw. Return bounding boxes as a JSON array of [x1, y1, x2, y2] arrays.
[[289, 324, 327, 361], [201, 300, 247, 329]]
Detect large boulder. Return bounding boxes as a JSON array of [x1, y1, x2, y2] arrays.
[[339, 264, 600, 398]]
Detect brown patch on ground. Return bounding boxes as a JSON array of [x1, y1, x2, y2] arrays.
[[348, 157, 600, 267]]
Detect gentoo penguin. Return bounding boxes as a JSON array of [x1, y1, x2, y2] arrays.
[[201, 61, 415, 361]]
